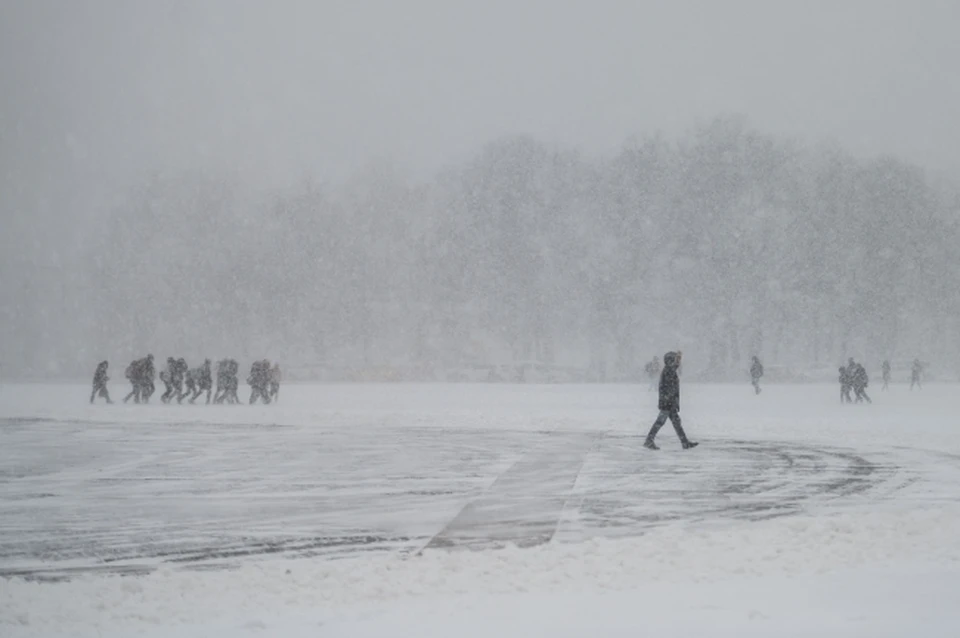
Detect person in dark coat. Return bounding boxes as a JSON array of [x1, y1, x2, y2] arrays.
[[140, 354, 155, 403], [188, 359, 213, 404], [161, 357, 177, 403], [839, 365, 853, 403], [644, 351, 697, 450], [911, 359, 923, 390], [123, 357, 143, 403], [90, 360, 113, 404], [881, 360, 891, 391], [247, 359, 272, 404], [852, 361, 871, 404], [750, 356, 764, 395], [171, 357, 188, 403]]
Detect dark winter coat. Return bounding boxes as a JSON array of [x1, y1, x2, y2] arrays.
[[853, 364, 869, 389], [658, 352, 681, 412], [198, 361, 212, 389], [93, 362, 109, 386], [750, 359, 764, 380]]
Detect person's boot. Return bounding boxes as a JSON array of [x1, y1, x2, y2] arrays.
[[644, 439, 659, 450], [682, 440, 699, 450]]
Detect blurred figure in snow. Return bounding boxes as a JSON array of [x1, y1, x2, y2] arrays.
[[123, 356, 146, 403], [269, 362, 282, 403], [188, 359, 213, 404], [750, 356, 764, 395], [160, 357, 177, 403], [911, 359, 923, 390], [644, 351, 697, 450], [839, 365, 853, 403], [247, 359, 272, 404], [90, 360, 112, 404], [644, 356, 661, 391], [140, 354, 156, 403], [881, 360, 891, 391], [848, 358, 871, 404]]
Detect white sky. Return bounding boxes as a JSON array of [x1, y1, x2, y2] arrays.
[[2, 0, 959, 250]]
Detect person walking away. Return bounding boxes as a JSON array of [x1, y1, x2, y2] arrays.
[[852, 362, 871, 403], [183, 363, 199, 401], [882, 360, 891, 391], [90, 361, 113, 404], [644, 351, 698, 450], [140, 354, 156, 403], [191, 359, 213, 404], [269, 362, 281, 403], [225, 359, 241, 404], [172, 358, 188, 403], [839, 365, 853, 403], [911, 359, 923, 390], [160, 357, 177, 403], [123, 357, 143, 403], [248, 360, 271, 404], [750, 356, 764, 394]]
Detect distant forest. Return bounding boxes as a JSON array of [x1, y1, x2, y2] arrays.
[[5, 116, 960, 381]]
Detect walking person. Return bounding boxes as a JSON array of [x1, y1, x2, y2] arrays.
[[123, 357, 143, 403], [882, 360, 891, 391], [644, 351, 698, 450], [189, 359, 213, 404], [90, 360, 113, 404], [852, 361, 872, 404], [269, 362, 281, 403], [839, 365, 853, 403], [911, 359, 923, 390], [750, 355, 764, 395]]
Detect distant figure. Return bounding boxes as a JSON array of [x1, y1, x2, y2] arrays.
[[644, 351, 697, 450], [750, 356, 764, 395], [90, 361, 112, 404], [839, 366, 853, 403], [247, 359, 272, 404], [846, 358, 871, 404], [188, 359, 213, 404], [269, 362, 282, 403], [911, 359, 923, 390], [140, 354, 156, 403], [223, 359, 241, 404], [173, 358, 188, 403], [123, 355, 153, 404], [644, 356, 661, 392], [881, 360, 891, 391], [123, 358, 140, 403], [160, 357, 177, 403]]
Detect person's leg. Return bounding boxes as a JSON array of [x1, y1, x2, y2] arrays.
[[644, 410, 669, 449], [668, 411, 697, 448]]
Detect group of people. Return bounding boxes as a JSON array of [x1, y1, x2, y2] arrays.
[[89, 356, 282, 405], [839, 358, 871, 403]]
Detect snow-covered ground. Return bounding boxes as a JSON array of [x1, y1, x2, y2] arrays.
[[2, 382, 960, 636]]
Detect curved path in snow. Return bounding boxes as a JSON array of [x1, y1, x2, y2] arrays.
[[0, 417, 939, 580]]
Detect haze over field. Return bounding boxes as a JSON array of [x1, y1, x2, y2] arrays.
[[2, 0, 960, 380]]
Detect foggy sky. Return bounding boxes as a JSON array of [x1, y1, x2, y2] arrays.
[[3, 0, 960, 258]]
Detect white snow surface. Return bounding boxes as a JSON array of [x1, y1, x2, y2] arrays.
[[2, 382, 960, 636]]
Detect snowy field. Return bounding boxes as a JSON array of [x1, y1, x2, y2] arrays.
[[3, 382, 960, 637]]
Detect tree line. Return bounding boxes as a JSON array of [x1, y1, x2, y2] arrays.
[[7, 115, 959, 381]]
